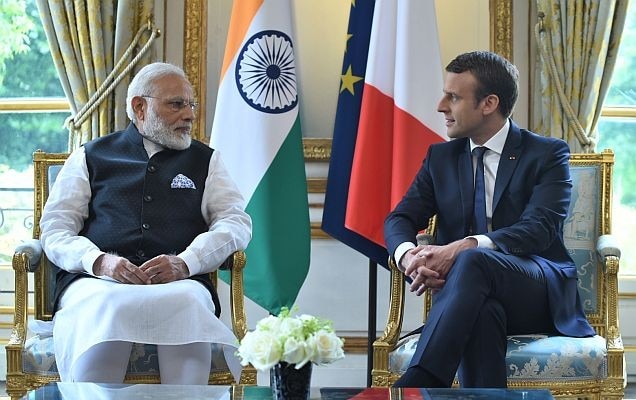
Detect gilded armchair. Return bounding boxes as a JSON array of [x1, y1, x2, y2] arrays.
[[5, 151, 256, 399], [372, 150, 625, 399]]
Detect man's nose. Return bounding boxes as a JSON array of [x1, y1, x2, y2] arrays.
[[182, 106, 196, 120], [436, 98, 446, 113]]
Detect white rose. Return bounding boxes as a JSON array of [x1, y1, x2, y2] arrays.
[[256, 315, 282, 333], [237, 330, 282, 370], [282, 336, 313, 368], [308, 330, 345, 365], [279, 316, 304, 339]]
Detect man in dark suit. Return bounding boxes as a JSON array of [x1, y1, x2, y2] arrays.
[[384, 51, 594, 388]]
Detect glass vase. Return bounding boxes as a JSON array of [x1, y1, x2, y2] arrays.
[[270, 361, 312, 400]]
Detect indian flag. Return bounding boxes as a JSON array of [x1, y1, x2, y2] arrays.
[[210, 0, 310, 315]]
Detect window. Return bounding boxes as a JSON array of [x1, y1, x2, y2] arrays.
[[596, 0, 636, 275], [0, 0, 69, 265]]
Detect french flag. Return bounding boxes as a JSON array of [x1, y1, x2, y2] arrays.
[[323, 0, 447, 264]]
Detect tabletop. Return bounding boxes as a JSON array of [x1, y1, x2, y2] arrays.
[[22, 383, 554, 399]]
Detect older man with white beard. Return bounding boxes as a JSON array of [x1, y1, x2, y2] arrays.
[[39, 62, 252, 384]]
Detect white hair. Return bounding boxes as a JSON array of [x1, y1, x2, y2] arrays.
[[125, 62, 189, 123]]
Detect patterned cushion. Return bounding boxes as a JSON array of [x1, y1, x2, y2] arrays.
[[506, 335, 606, 381], [23, 334, 230, 376], [389, 334, 607, 381], [565, 165, 601, 316]]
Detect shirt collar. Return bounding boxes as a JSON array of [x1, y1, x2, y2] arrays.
[[469, 119, 510, 155]]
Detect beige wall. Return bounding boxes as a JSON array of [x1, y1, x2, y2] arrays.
[[436, 0, 490, 65]]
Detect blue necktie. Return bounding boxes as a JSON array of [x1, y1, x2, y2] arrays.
[[472, 147, 488, 234]]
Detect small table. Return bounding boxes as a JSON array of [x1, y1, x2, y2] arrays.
[[22, 383, 554, 399]]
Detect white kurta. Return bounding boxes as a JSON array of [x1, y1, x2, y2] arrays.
[[39, 140, 252, 382]]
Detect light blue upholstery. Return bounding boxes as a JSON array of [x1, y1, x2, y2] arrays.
[[566, 165, 601, 316], [506, 335, 606, 381], [22, 334, 230, 376], [390, 334, 607, 381]]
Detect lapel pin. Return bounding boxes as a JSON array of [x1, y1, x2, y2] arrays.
[[509, 155, 516, 160]]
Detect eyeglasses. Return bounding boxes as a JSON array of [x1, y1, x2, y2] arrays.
[[141, 95, 199, 112]]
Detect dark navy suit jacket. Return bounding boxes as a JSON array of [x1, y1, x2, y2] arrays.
[[384, 120, 594, 338]]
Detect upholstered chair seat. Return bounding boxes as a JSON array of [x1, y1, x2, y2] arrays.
[[390, 334, 608, 382], [23, 335, 232, 378]]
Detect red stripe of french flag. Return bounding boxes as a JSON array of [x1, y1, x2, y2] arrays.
[[344, 0, 447, 247]]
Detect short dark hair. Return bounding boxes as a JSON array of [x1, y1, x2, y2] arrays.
[[445, 51, 519, 118]]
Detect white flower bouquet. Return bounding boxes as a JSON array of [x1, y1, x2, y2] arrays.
[[237, 307, 345, 370]]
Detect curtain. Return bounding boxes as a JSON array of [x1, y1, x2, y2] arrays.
[[532, 0, 629, 153], [36, 0, 155, 150]]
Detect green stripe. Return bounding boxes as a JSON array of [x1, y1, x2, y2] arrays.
[[220, 117, 310, 314]]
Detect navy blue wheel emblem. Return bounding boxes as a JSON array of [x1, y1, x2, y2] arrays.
[[235, 30, 298, 114]]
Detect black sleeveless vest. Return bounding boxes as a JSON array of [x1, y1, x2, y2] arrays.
[[52, 124, 221, 316]]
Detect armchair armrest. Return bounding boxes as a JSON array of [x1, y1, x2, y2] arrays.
[[416, 233, 434, 246], [222, 250, 257, 385], [219, 251, 237, 271], [225, 251, 248, 340], [7, 240, 39, 381], [372, 257, 406, 386], [214, 251, 247, 337], [596, 234, 622, 349], [15, 239, 43, 272], [597, 234, 621, 260]]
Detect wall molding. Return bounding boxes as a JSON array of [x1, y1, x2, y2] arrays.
[[303, 138, 332, 161], [183, 0, 208, 142], [490, 0, 513, 61]]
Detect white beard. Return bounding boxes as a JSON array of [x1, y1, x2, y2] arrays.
[[140, 108, 192, 150]]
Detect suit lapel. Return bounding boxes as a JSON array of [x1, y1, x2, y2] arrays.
[[493, 121, 522, 211]]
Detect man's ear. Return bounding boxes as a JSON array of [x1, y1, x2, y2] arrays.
[[481, 94, 500, 116], [131, 96, 146, 122]]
